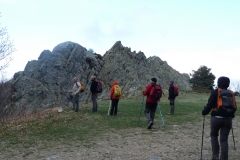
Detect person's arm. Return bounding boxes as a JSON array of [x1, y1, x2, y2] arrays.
[[110, 86, 114, 99], [143, 84, 151, 96], [202, 90, 217, 115], [90, 81, 94, 93]]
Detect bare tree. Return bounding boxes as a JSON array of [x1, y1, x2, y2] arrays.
[[0, 13, 15, 72], [229, 80, 240, 96], [0, 13, 15, 118]]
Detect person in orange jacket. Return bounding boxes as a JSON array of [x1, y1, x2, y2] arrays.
[[109, 81, 121, 115]]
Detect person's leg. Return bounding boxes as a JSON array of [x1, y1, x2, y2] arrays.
[[72, 96, 76, 111], [219, 118, 232, 160], [69, 94, 74, 110], [170, 99, 174, 114], [172, 99, 175, 114], [149, 103, 157, 123], [114, 99, 119, 115], [144, 102, 151, 122], [95, 93, 98, 111], [210, 117, 222, 160], [145, 102, 154, 129], [91, 93, 97, 112], [75, 94, 79, 112], [109, 99, 114, 115]]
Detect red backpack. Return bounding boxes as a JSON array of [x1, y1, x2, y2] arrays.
[[173, 85, 179, 96], [96, 81, 102, 93], [149, 84, 162, 100]]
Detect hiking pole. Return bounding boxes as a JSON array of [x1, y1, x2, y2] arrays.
[[232, 127, 236, 151], [200, 116, 205, 160], [138, 96, 144, 124], [108, 100, 112, 115], [158, 102, 165, 127]]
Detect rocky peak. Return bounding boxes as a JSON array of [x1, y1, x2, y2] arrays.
[[6, 41, 190, 115]]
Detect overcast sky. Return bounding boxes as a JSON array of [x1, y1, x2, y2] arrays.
[[1, 0, 240, 84]]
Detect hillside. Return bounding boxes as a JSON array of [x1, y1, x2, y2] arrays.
[[0, 93, 239, 159]]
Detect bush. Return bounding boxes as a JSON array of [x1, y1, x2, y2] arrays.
[[234, 91, 240, 96]]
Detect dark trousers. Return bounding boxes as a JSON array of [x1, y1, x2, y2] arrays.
[[91, 92, 98, 112], [72, 94, 79, 112], [169, 99, 175, 114], [109, 99, 119, 115], [144, 102, 157, 123], [210, 116, 232, 160]]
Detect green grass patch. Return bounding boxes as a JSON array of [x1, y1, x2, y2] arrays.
[[0, 92, 239, 154]]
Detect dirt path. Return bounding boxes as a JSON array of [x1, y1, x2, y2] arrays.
[[1, 117, 240, 160]]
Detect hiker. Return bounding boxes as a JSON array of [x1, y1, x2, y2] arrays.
[[68, 77, 81, 112], [143, 78, 159, 129], [168, 80, 176, 115], [90, 75, 98, 112], [202, 76, 237, 160], [109, 81, 121, 116]]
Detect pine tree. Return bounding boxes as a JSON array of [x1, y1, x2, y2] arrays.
[[189, 65, 215, 92]]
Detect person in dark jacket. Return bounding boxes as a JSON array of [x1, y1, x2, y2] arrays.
[[168, 80, 176, 115], [143, 78, 159, 129], [202, 76, 237, 160], [90, 75, 98, 112]]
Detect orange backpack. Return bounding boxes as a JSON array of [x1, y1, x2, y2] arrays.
[[214, 88, 237, 112]]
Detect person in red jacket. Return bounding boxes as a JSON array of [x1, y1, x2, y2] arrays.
[[109, 81, 121, 115], [143, 78, 159, 129]]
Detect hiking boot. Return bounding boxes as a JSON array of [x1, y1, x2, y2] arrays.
[[148, 121, 153, 129]]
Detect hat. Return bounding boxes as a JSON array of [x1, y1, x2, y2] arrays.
[[170, 80, 174, 84], [151, 78, 157, 83]]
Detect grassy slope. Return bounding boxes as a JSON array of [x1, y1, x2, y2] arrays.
[[0, 92, 239, 153]]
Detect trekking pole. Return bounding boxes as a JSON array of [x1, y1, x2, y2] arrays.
[[232, 127, 236, 151], [158, 102, 165, 127], [138, 96, 144, 124], [200, 116, 205, 160], [108, 100, 112, 115]]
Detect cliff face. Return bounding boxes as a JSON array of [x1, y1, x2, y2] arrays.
[[7, 41, 190, 114]]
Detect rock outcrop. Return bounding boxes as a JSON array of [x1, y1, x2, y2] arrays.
[[7, 41, 190, 114]]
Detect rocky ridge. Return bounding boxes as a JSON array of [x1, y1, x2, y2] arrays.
[[6, 41, 190, 114]]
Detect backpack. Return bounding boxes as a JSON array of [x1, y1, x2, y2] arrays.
[[173, 85, 179, 96], [113, 85, 122, 97], [214, 88, 237, 112], [76, 82, 85, 92], [149, 84, 162, 101], [96, 81, 103, 93]]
